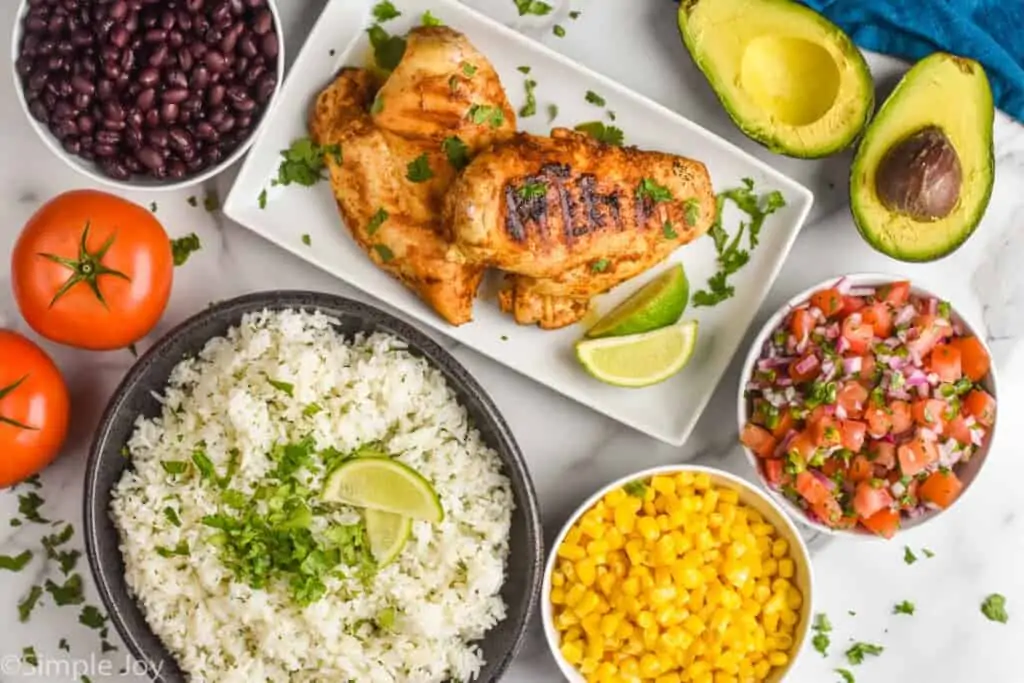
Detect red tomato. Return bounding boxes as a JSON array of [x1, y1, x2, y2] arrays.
[[810, 288, 844, 317], [908, 315, 953, 358], [790, 308, 814, 341], [865, 405, 892, 438], [861, 303, 893, 338], [928, 343, 962, 383], [947, 415, 973, 445], [861, 508, 900, 539], [918, 470, 963, 509], [741, 423, 777, 459], [795, 471, 832, 505], [839, 420, 867, 451], [879, 281, 911, 306], [853, 481, 894, 519], [837, 382, 868, 418], [770, 409, 795, 440], [848, 454, 874, 482], [810, 416, 842, 448], [964, 389, 996, 427], [842, 296, 866, 314], [897, 437, 939, 477], [868, 441, 897, 469], [787, 432, 817, 465], [0, 331, 70, 488], [811, 497, 845, 528], [851, 354, 877, 386], [889, 400, 913, 434], [788, 354, 821, 383], [950, 336, 991, 382], [911, 399, 947, 430], [841, 315, 873, 354], [11, 189, 174, 350], [763, 459, 785, 486]]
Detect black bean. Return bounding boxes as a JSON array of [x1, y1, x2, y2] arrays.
[[178, 49, 193, 72], [126, 108, 143, 129], [54, 99, 76, 119], [16, 57, 34, 78], [193, 13, 209, 36], [148, 44, 167, 66], [109, 0, 128, 20], [70, 73, 94, 94], [109, 25, 129, 48], [242, 63, 264, 87], [94, 142, 117, 156], [238, 31, 257, 58], [168, 30, 183, 48], [46, 55, 65, 71], [207, 107, 226, 126], [26, 16, 48, 33], [185, 0, 203, 11], [166, 69, 187, 89], [124, 155, 143, 172], [55, 118, 78, 138], [253, 9, 272, 35], [141, 10, 157, 29], [203, 85, 222, 107], [125, 10, 138, 32], [220, 23, 242, 53], [136, 146, 164, 170], [203, 50, 226, 73], [189, 42, 207, 59], [167, 158, 187, 178], [195, 121, 218, 141], [99, 157, 130, 179], [42, 91, 57, 109], [28, 70, 48, 93], [146, 127, 168, 147], [102, 118, 126, 131], [226, 85, 254, 112], [136, 87, 155, 109], [186, 154, 205, 172], [47, 14, 67, 35], [125, 127, 143, 149], [115, 72, 130, 91], [144, 28, 166, 43], [160, 87, 187, 104], [62, 137, 81, 154], [103, 100, 125, 120], [79, 147, 96, 161], [77, 115, 94, 134], [97, 78, 114, 100], [234, 56, 249, 75], [96, 129, 122, 146], [160, 102, 179, 122], [214, 114, 235, 133], [120, 48, 134, 73], [203, 145, 223, 165], [160, 9, 175, 30], [236, 113, 252, 130], [138, 67, 159, 87], [73, 91, 91, 109], [56, 40, 74, 56], [102, 61, 122, 79], [259, 32, 278, 60], [27, 98, 47, 123], [144, 108, 160, 127]]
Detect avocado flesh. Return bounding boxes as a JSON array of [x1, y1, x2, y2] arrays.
[[677, 0, 874, 158], [850, 53, 995, 262]]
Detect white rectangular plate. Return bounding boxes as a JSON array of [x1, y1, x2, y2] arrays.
[[223, 0, 814, 446]]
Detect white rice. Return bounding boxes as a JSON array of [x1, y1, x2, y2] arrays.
[[111, 309, 513, 683]]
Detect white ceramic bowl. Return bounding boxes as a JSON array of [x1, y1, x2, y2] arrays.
[[736, 273, 999, 539], [542, 464, 814, 683], [10, 0, 285, 192]]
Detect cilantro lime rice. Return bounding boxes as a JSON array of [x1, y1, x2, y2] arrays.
[[111, 309, 513, 682]]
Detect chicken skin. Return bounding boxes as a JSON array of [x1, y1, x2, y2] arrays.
[[443, 129, 717, 328], [308, 26, 516, 325]]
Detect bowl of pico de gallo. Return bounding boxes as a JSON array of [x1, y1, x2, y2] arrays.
[[737, 274, 998, 539]]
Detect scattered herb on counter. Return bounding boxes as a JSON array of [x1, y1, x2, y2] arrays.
[[442, 136, 470, 171], [637, 178, 672, 203], [258, 188, 268, 209], [406, 154, 435, 183], [126, 343, 137, 358], [170, 233, 202, 267], [0, 550, 33, 572], [893, 600, 915, 615], [373, 244, 395, 263], [835, 669, 855, 683], [662, 221, 678, 240], [684, 198, 701, 226], [45, 574, 85, 606], [274, 137, 341, 187], [421, 10, 442, 26], [519, 78, 538, 118], [187, 195, 198, 207], [466, 104, 505, 128], [372, 1, 401, 22], [548, 104, 559, 122], [18, 492, 49, 524], [570, 10, 581, 18], [981, 593, 1008, 623], [513, 0, 553, 16], [18, 585, 43, 622], [608, 110, 617, 121], [517, 65, 531, 74], [59, 638, 70, 652], [367, 208, 390, 235], [367, 25, 406, 72], [845, 642, 884, 665], [811, 613, 832, 656], [903, 546, 918, 564], [585, 90, 606, 107], [267, 378, 295, 396], [574, 121, 623, 146], [82, 677, 92, 683], [203, 191, 220, 212], [623, 480, 647, 498], [79, 605, 108, 630], [149, 201, 157, 213], [591, 258, 610, 273], [923, 548, 935, 558], [692, 178, 785, 308], [22, 646, 38, 667], [500, 335, 509, 341], [301, 234, 311, 246], [518, 182, 547, 199], [553, 24, 565, 37]]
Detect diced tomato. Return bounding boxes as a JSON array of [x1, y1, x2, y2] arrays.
[[741, 423, 777, 459], [950, 336, 991, 382], [898, 479, 920, 510], [908, 315, 953, 358], [841, 315, 874, 354], [770, 409, 795, 440], [787, 432, 817, 464], [853, 481, 894, 519], [880, 281, 911, 306], [810, 416, 842, 448], [928, 343, 962, 383], [861, 508, 900, 539], [850, 354, 877, 386], [762, 459, 785, 486], [947, 415, 973, 445], [839, 419, 867, 451], [889, 400, 913, 434], [811, 496, 845, 528], [861, 303, 893, 337], [897, 437, 939, 477], [789, 354, 821, 382], [964, 389, 996, 427], [842, 296, 867, 314], [808, 406, 831, 424], [795, 471, 832, 506], [911, 399, 947, 431], [868, 440, 897, 469], [790, 308, 815, 342], [865, 405, 892, 438], [847, 455, 873, 483], [837, 382, 869, 418], [820, 457, 844, 478], [918, 470, 963, 509], [810, 287, 844, 317]]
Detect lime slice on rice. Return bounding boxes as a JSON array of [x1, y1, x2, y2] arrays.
[[576, 320, 699, 388], [585, 264, 689, 338], [364, 509, 412, 565], [321, 457, 444, 523]]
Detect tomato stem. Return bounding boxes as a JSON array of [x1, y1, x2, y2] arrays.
[[0, 375, 37, 431], [37, 221, 131, 309]]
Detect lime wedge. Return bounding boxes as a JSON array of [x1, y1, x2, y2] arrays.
[[576, 320, 699, 387], [321, 458, 444, 523], [586, 264, 689, 338], [364, 508, 412, 565]]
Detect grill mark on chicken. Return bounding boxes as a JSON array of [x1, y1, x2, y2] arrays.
[[504, 165, 626, 243]]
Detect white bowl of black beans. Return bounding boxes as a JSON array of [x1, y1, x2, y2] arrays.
[[11, 0, 284, 191]]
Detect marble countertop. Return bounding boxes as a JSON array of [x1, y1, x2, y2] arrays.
[[1, 1, 1022, 681]]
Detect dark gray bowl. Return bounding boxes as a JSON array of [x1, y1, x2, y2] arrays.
[[83, 291, 543, 682]]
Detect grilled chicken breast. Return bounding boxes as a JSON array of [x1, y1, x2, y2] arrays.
[[444, 129, 717, 327], [308, 26, 515, 325]]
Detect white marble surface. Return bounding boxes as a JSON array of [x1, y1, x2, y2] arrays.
[[1, 1, 1023, 681]]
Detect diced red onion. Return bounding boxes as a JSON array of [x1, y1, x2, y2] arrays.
[[891, 481, 906, 497], [835, 404, 848, 420], [784, 387, 798, 402], [795, 336, 809, 355], [926, 298, 938, 315], [938, 439, 962, 468], [757, 357, 795, 370], [794, 355, 818, 375], [905, 369, 929, 387], [906, 505, 928, 519], [825, 323, 840, 340], [894, 304, 916, 327], [836, 336, 850, 353], [810, 307, 825, 322], [888, 387, 911, 401], [776, 377, 793, 387], [746, 380, 763, 393], [916, 383, 930, 398], [820, 360, 836, 379], [774, 430, 798, 458], [964, 415, 977, 428], [843, 356, 862, 376], [887, 356, 904, 370], [970, 427, 985, 447], [883, 433, 896, 443], [811, 470, 837, 491], [919, 428, 938, 442], [848, 286, 875, 297], [834, 277, 850, 294]]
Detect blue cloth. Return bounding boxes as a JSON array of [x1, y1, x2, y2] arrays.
[[798, 0, 1024, 121]]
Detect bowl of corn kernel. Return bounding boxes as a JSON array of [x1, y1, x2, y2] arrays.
[[542, 465, 813, 683]]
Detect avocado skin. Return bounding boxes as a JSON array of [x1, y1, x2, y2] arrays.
[[850, 53, 995, 262], [677, 0, 875, 159]]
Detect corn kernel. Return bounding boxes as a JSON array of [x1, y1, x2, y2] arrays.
[[753, 660, 771, 679], [694, 473, 712, 489], [778, 558, 795, 579], [558, 543, 586, 561], [780, 609, 798, 627], [656, 673, 682, 683], [605, 488, 627, 508], [637, 515, 661, 542], [786, 589, 803, 611], [604, 526, 625, 550], [560, 640, 583, 664], [551, 587, 566, 605], [576, 558, 597, 587], [651, 475, 675, 494], [768, 633, 793, 651], [615, 506, 636, 534], [771, 539, 789, 559], [767, 651, 789, 667], [639, 653, 662, 677], [576, 591, 601, 617], [620, 656, 640, 677], [751, 522, 774, 537], [585, 637, 604, 660], [580, 656, 599, 674]]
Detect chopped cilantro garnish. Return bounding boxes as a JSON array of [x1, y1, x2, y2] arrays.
[[569, 10, 581, 19], [163, 507, 182, 527], [517, 65, 531, 74], [938, 300, 951, 319], [845, 642, 884, 665], [59, 638, 70, 652], [421, 9, 442, 26], [585, 90, 606, 107], [367, 207, 389, 235], [683, 198, 701, 226], [187, 195, 197, 207], [373, 244, 395, 262], [811, 613, 832, 656], [663, 221, 678, 240], [170, 233, 202, 267], [22, 646, 38, 667], [623, 480, 647, 497], [273, 137, 341, 187], [835, 669, 855, 683], [301, 234, 311, 246], [149, 201, 157, 213], [513, 0, 553, 15], [79, 604, 108, 629], [161, 460, 188, 475], [191, 450, 217, 482], [981, 593, 1008, 623], [0, 550, 33, 571], [371, 1, 401, 22], [406, 154, 434, 182], [155, 541, 190, 558], [45, 573, 85, 606], [591, 258, 611, 273], [258, 188, 268, 209], [442, 136, 470, 171], [18, 585, 43, 622], [203, 191, 220, 212], [371, 94, 385, 114], [923, 548, 935, 558], [637, 178, 672, 203], [518, 182, 547, 199], [466, 104, 505, 128], [548, 104, 558, 122], [519, 78, 537, 118], [18, 492, 49, 523], [377, 606, 397, 629], [893, 600, 915, 615], [303, 403, 323, 417], [366, 25, 406, 71], [462, 62, 477, 76], [553, 24, 565, 37], [267, 378, 295, 396], [904, 546, 917, 564], [573, 121, 623, 146]]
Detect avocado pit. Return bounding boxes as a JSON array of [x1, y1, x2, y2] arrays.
[[874, 126, 962, 221]]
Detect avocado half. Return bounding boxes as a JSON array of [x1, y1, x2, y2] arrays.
[[677, 0, 874, 158], [850, 53, 995, 262]]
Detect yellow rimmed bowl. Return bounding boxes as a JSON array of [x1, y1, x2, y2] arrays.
[[542, 465, 814, 683]]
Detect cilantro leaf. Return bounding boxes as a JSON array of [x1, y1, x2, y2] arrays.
[[155, 541, 190, 558], [163, 507, 182, 527], [585, 90, 606, 107], [442, 136, 470, 171], [466, 104, 505, 128], [371, 1, 401, 22], [203, 191, 220, 212], [981, 593, 1008, 623], [663, 221, 678, 240], [257, 188, 268, 209], [22, 646, 38, 667], [904, 546, 917, 564], [591, 258, 611, 273], [367, 207, 389, 235], [0, 550, 33, 572], [573, 121, 624, 146], [267, 378, 295, 396], [373, 244, 395, 262], [623, 480, 647, 498], [513, 0, 553, 16], [274, 137, 341, 187], [421, 10, 442, 26], [517, 182, 547, 199], [18, 492, 49, 523], [406, 154, 434, 183], [45, 573, 85, 606], [170, 233, 202, 266], [835, 669, 855, 683], [519, 78, 537, 118], [18, 585, 43, 622], [845, 642, 884, 665], [366, 25, 406, 72], [79, 604, 108, 629], [301, 234, 311, 246], [811, 612, 832, 656], [684, 198, 701, 226], [636, 178, 672, 203], [161, 460, 188, 475], [552, 24, 565, 37]]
